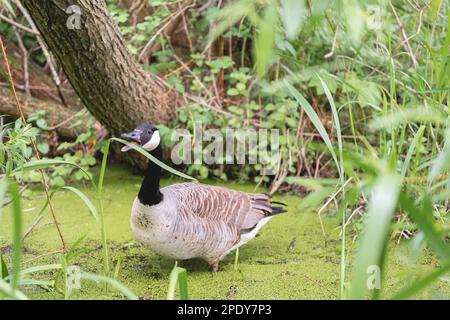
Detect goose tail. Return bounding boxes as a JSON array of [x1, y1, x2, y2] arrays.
[[270, 200, 287, 216]]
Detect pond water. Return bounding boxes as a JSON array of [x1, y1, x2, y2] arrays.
[[0, 166, 448, 299]]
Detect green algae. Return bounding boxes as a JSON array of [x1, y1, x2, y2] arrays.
[[0, 165, 448, 300]]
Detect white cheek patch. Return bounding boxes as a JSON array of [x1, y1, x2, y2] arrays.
[[142, 131, 160, 151]]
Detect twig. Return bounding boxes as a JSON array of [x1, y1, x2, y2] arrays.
[[324, 26, 339, 59], [13, 0, 70, 108], [317, 178, 353, 240], [178, 3, 193, 49], [0, 36, 67, 252], [10, 13, 31, 96], [0, 14, 39, 35], [388, 0, 418, 68], [22, 214, 44, 240], [138, 3, 195, 62]]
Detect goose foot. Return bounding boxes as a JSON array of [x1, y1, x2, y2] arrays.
[[210, 259, 220, 273]]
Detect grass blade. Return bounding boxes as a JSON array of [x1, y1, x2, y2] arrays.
[[285, 80, 340, 176], [399, 192, 450, 263], [167, 263, 189, 300], [255, 3, 277, 78], [13, 159, 92, 182], [62, 186, 99, 224], [318, 74, 344, 182], [0, 255, 9, 279], [401, 126, 425, 177], [0, 177, 6, 220], [112, 137, 197, 181], [97, 140, 110, 276], [392, 261, 450, 300], [8, 181, 22, 291], [429, 129, 450, 181], [0, 279, 28, 300], [80, 272, 138, 300], [349, 171, 401, 299]]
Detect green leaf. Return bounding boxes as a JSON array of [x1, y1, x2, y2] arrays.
[[0, 255, 9, 280], [80, 272, 138, 300], [0, 178, 6, 221], [111, 138, 197, 182], [255, 4, 278, 78], [392, 261, 450, 300], [285, 80, 340, 177], [429, 130, 450, 181], [0, 279, 28, 300], [280, 0, 306, 39], [401, 126, 425, 178], [9, 182, 22, 291], [13, 159, 92, 182], [227, 88, 240, 96], [4, 264, 61, 282], [62, 186, 100, 224], [399, 193, 450, 263], [317, 75, 343, 182], [349, 171, 401, 299], [37, 142, 49, 155], [358, 82, 381, 108]]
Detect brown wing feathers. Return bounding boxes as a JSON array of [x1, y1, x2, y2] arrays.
[[172, 183, 286, 236]]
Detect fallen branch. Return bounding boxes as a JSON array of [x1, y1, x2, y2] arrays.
[[0, 87, 90, 138]]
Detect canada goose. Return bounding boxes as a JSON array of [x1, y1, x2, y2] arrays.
[[121, 123, 287, 271]]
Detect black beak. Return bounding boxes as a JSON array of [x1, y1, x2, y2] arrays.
[[121, 130, 141, 143], [120, 129, 142, 152]]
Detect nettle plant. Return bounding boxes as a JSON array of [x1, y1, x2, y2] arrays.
[[0, 118, 39, 175], [1, 113, 97, 188]]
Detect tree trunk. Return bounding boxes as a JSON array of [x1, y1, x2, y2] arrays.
[[20, 0, 179, 136]]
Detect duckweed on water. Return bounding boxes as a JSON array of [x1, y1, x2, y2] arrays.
[[0, 166, 448, 299]]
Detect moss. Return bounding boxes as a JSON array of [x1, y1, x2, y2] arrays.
[[0, 165, 448, 300]]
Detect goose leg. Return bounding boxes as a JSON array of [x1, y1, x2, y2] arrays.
[[210, 259, 220, 272]]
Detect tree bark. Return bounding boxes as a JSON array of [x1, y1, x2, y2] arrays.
[[20, 0, 179, 136]]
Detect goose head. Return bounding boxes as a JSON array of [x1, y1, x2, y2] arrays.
[[120, 124, 160, 153]]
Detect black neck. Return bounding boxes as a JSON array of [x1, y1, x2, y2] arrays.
[[138, 145, 163, 206]]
